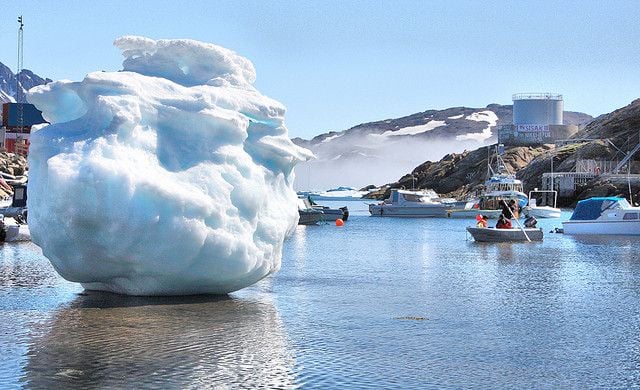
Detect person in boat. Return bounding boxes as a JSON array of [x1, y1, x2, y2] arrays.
[[501, 199, 518, 219], [476, 215, 488, 228], [495, 214, 512, 229], [501, 199, 512, 218], [524, 214, 537, 228], [509, 199, 520, 219]]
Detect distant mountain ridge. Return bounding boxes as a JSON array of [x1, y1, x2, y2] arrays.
[[292, 104, 593, 190], [0, 61, 52, 103]]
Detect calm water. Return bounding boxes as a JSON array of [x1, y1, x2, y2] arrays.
[[2, 202, 640, 388]]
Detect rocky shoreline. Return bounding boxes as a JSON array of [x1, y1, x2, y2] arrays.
[[0, 151, 28, 199], [364, 99, 640, 206]]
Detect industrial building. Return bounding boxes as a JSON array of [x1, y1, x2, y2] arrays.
[[0, 102, 47, 156], [498, 93, 578, 145]]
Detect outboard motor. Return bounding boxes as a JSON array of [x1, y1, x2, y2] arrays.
[[340, 206, 349, 221], [11, 184, 27, 208]]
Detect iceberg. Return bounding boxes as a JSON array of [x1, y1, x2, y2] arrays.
[[27, 36, 313, 295]]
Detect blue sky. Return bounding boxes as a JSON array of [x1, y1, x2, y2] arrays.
[[0, 1, 638, 139]]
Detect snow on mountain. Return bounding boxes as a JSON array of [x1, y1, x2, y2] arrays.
[[455, 111, 498, 142], [372, 120, 446, 138], [0, 61, 52, 103], [292, 105, 592, 191]]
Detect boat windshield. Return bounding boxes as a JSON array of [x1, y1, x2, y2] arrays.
[[403, 193, 426, 202]]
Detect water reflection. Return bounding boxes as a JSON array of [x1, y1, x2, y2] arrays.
[[22, 291, 297, 388], [0, 243, 58, 289]]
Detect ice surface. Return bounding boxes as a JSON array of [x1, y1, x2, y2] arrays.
[[27, 36, 312, 295]]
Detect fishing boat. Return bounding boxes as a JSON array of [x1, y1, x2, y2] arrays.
[[562, 197, 640, 235], [466, 226, 543, 242], [369, 188, 457, 217], [523, 189, 561, 218], [449, 145, 528, 218]]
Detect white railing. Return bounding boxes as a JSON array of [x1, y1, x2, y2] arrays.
[[512, 93, 563, 101]]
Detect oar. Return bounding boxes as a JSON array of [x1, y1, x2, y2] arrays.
[[507, 206, 531, 242]]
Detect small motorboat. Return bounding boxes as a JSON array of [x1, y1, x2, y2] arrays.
[[2, 216, 30, 242], [466, 226, 543, 242], [369, 189, 456, 217], [297, 197, 324, 225], [306, 197, 349, 221], [562, 197, 640, 235], [524, 190, 561, 218], [298, 196, 348, 223]]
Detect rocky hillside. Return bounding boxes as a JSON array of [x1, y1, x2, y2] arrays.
[[292, 104, 592, 190], [0, 61, 51, 103], [369, 99, 640, 206], [366, 145, 552, 201], [0, 61, 50, 199], [0, 151, 28, 199]]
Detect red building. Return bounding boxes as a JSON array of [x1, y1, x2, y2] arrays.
[[1, 102, 47, 156]]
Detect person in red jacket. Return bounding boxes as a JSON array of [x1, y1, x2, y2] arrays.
[[495, 214, 512, 229]]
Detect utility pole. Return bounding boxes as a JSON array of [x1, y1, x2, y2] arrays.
[[17, 16, 24, 104], [16, 16, 25, 155]]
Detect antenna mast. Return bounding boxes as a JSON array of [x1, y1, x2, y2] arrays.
[[17, 16, 24, 103]]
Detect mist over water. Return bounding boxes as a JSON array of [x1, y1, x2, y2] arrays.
[[294, 135, 490, 190]]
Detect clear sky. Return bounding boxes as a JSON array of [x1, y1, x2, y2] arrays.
[[1, 1, 638, 139]]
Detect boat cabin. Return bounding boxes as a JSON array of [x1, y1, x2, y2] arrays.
[[569, 197, 636, 221], [388, 189, 440, 205]]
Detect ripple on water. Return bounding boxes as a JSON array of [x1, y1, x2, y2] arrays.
[[15, 292, 299, 389]]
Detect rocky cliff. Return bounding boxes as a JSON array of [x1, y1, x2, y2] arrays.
[[0, 61, 52, 103]]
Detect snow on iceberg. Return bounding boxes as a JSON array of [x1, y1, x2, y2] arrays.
[[27, 36, 313, 296]]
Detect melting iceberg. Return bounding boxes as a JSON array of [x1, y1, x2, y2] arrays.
[[27, 36, 312, 295]]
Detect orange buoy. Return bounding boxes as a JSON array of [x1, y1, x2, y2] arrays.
[[335, 218, 344, 226]]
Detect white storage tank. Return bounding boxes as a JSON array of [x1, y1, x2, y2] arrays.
[[512, 93, 563, 125]]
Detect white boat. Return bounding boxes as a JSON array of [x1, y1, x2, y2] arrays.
[[524, 190, 561, 218], [447, 201, 505, 219], [3, 216, 30, 242], [466, 226, 543, 242], [369, 189, 455, 217], [562, 197, 640, 235]]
